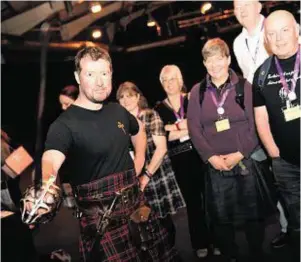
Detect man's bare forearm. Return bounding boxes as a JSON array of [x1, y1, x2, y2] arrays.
[[41, 150, 66, 183], [257, 122, 279, 157], [255, 107, 280, 158]]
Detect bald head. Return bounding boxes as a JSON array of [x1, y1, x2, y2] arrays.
[[233, 0, 262, 30], [265, 10, 297, 29], [265, 10, 299, 59]]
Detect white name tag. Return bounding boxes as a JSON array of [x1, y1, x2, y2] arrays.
[[179, 135, 190, 143], [283, 105, 301, 122], [215, 118, 231, 132]]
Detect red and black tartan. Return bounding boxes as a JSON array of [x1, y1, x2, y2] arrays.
[[74, 169, 179, 262]]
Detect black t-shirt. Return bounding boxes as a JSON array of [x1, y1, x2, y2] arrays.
[[44, 103, 139, 185], [253, 52, 300, 166]]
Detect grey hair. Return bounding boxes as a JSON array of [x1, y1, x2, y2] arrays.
[[159, 64, 184, 88]]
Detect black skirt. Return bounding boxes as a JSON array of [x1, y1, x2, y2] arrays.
[[205, 158, 275, 226]]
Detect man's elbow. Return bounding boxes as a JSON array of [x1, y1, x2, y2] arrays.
[[255, 114, 269, 128]]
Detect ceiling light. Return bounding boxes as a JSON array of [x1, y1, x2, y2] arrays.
[[90, 2, 102, 14], [201, 2, 212, 15], [147, 14, 156, 27], [92, 29, 102, 39]]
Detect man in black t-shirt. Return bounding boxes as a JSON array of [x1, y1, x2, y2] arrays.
[[44, 47, 148, 261], [43, 48, 146, 186], [23, 47, 179, 262], [253, 10, 300, 259]]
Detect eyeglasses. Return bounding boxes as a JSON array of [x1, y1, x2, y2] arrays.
[[161, 77, 178, 84]]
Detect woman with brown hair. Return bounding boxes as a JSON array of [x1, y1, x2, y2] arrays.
[[117, 81, 186, 245], [58, 85, 79, 111], [187, 38, 270, 261]]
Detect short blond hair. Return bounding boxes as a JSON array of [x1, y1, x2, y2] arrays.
[[202, 38, 230, 61]]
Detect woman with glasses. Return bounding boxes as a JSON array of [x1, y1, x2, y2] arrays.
[[155, 65, 218, 259]]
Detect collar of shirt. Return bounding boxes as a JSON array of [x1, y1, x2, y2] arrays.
[[208, 76, 231, 91], [207, 71, 233, 96]]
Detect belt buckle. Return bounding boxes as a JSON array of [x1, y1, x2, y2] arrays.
[[121, 189, 130, 205], [73, 209, 82, 219]]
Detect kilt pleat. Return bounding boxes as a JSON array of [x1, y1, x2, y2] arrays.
[[74, 169, 179, 262], [205, 158, 265, 226]]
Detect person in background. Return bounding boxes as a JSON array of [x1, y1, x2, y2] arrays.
[[233, 0, 271, 83], [253, 10, 300, 261], [188, 38, 269, 261], [1, 129, 22, 211], [155, 65, 218, 259], [233, 0, 289, 248], [117, 81, 186, 246], [1, 129, 38, 262], [59, 85, 79, 111]]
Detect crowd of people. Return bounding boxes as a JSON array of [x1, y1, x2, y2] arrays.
[[2, 1, 299, 262]]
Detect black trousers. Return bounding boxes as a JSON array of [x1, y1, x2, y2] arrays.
[[161, 214, 176, 247], [170, 150, 210, 250], [272, 157, 300, 261], [214, 220, 265, 259]]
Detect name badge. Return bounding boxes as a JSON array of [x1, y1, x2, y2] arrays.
[[215, 118, 230, 132], [179, 135, 190, 143], [283, 105, 301, 122]]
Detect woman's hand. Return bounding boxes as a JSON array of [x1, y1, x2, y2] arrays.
[[164, 124, 175, 132], [178, 119, 187, 130], [164, 119, 187, 132], [139, 174, 150, 192], [208, 155, 230, 171], [220, 152, 244, 170]]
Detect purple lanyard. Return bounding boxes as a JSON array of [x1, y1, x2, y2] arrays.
[[209, 88, 230, 111], [274, 49, 300, 96], [168, 95, 185, 120], [245, 20, 265, 65]]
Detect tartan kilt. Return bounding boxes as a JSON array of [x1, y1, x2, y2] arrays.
[[205, 158, 265, 226], [143, 155, 186, 218], [74, 169, 179, 262]]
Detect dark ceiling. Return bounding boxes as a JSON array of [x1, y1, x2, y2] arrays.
[[1, 1, 300, 63]]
